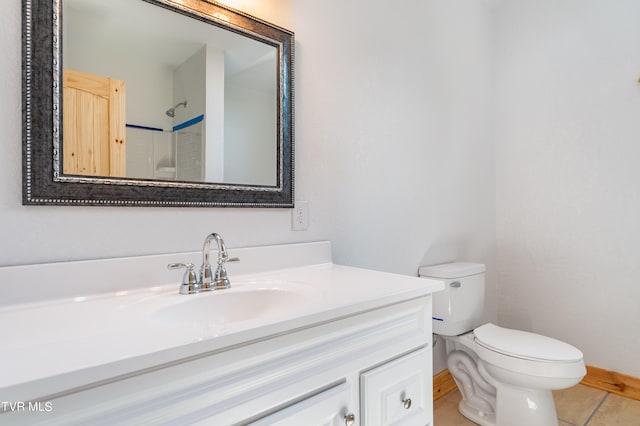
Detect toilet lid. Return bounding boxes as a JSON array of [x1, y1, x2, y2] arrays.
[[474, 323, 583, 362]]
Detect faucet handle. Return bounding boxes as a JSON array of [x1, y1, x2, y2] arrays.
[[211, 257, 239, 290], [216, 253, 239, 265], [167, 262, 199, 295]]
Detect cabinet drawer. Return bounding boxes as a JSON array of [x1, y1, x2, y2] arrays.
[[248, 382, 354, 426], [361, 347, 431, 426]]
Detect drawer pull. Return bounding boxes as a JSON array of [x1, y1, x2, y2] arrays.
[[344, 413, 356, 426], [402, 397, 412, 409]]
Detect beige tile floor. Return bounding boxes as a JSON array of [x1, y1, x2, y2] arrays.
[[433, 384, 640, 425]]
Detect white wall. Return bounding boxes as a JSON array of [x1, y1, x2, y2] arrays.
[[288, 0, 497, 373], [1, 0, 495, 375], [494, 0, 640, 377]]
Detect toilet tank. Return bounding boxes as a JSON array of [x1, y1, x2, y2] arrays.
[[418, 262, 485, 336]]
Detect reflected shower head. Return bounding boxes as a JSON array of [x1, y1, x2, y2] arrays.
[[166, 100, 187, 118]]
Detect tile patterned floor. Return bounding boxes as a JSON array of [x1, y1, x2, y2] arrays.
[[433, 384, 640, 425]]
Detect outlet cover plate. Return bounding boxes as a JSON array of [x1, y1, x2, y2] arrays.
[[292, 201, 309, 231]]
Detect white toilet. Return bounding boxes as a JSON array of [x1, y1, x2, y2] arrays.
[[419, 262, 586, 426]]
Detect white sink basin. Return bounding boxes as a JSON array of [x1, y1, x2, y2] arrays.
[[150, 283, 319, 327]]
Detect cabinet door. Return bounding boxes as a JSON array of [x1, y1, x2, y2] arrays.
[[248, 382, 356, 426], [360, 346, 432, 426]]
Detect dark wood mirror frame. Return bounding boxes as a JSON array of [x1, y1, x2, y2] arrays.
[[22, 0, 294, 207]]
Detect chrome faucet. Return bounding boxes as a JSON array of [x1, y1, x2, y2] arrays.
[[168, 233, 239, 295], [200, 233, 239, 290]]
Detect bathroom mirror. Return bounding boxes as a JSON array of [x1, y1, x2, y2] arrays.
[[22, 0, 294, 207]]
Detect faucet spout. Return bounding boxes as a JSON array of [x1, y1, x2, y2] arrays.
[[202, 233, 226, 267], [200, 233, 237, 290]]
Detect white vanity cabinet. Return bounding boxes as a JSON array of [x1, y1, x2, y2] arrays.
[[0, 242, 444, 425], [7, 297, 433, 426]]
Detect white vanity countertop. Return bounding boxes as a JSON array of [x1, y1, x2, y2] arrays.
[[0, 241, 443, 402]]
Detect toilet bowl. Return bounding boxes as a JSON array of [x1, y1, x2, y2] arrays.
[[419, 263, 586, 426]]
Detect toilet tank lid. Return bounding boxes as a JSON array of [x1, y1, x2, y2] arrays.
[[418, 262, 485, 279]]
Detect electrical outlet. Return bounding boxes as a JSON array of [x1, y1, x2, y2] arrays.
[[291, 201, 309, 231]]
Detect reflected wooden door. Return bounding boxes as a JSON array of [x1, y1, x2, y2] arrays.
[[63, 69, 126, 177]]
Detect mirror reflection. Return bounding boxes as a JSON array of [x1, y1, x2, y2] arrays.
[[63, 0, 278, 186]]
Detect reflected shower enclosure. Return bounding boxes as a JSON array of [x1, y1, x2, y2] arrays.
[[126, 118, 204, 182]]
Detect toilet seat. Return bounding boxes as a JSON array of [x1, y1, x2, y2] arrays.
[[470, 323, 586, 381], [473, 323, 583, 362]]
